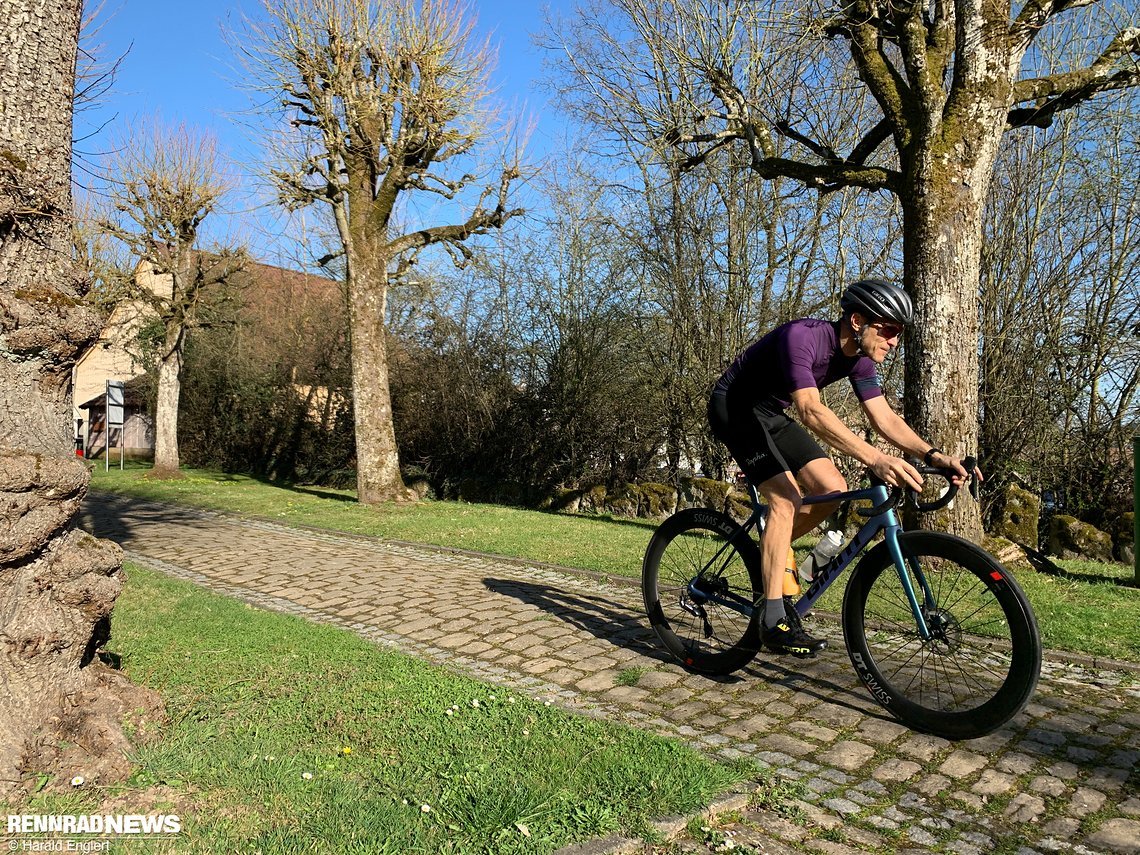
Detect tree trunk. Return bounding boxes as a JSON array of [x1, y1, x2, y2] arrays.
[[902, 128, 1005, 540], [346, 250, 412, 505], [0, 0, 161, 797], [152, 331, 185, 477]]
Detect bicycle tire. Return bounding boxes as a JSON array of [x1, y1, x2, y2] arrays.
[[642, 508, 764, 676], [843, 531, 1041, 740]]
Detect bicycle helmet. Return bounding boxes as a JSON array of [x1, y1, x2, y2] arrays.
[[840, 278, 913, 325]]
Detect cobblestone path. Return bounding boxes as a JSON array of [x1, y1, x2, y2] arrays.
[[81, 494, 1140, 855]]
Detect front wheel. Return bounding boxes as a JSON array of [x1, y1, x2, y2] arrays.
[[643, 508, 764, 676], [843, 531, 1041, 740]]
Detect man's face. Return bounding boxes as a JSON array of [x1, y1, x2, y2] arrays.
[[856, 314, 904, 363]]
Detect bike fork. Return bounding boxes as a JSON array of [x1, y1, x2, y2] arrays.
[[883, 521, 933, 640]]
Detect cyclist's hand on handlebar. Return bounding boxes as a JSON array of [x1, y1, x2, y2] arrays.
[[927, 451, 983, 487], [870, 454, 924, 492]]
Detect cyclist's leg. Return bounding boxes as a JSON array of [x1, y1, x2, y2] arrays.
[[753, 418, 841, 540], [791, 457, 848, 539], [755, 470, 802, 613], [756, 471, 827, 654], [708, 392, 795, 626]]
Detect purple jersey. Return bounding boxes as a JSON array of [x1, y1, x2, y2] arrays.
[[714, 318, 882, 412]]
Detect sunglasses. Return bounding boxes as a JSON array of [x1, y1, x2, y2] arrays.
[[869, 320, 905, 339]]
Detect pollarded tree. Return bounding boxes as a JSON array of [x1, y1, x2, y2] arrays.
[[98, 122, 247, 478], [0, 0, 159, 795], [240, 0, 524, 504], [552, 0, 1140, 537]]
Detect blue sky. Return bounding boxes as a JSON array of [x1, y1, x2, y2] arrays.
[[78, 0, 574, 263]]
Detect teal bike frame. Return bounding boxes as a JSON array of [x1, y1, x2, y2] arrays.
[[700, 481, 936, 640]]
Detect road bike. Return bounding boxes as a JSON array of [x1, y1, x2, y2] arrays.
[[642, 459, 1041, 740]]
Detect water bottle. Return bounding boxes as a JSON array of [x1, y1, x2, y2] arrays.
[[782, 547, 800, 596], [798, 530, 843, 585]]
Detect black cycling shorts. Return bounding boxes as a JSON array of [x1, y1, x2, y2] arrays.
[[708, 389, 827, 486]]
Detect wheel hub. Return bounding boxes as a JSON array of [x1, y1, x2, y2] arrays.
[[923, 607, 962, 653]]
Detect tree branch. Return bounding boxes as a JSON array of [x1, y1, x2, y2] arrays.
[[1010, 0, 1099, 52], [386, 166, 524, 257], [847, 118, 894, 166], [844, 2, 911, 135], [664, 115, 897, 192], [1009, 27, 1140, 127], [773, 121, 840, 163]]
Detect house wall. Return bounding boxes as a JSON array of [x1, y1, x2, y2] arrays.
[[71, 261, 170, 439]]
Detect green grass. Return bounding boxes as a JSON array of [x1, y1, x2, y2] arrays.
[[15, 564, 749, 854], [1014, 559, 1140, 657], [616, 666, 650, 687], [90, 464, 656, 577], [88, 465, 1140, 662]]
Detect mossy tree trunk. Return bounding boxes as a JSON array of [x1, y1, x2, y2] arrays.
[[0, 0, 161, 796]]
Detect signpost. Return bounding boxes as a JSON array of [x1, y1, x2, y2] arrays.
[[106, 379, 125, 471]]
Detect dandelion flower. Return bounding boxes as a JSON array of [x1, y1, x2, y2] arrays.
[[341, 747, 352, 756], [470, 699, 480, 708], [70, 776, 85, 787], [420, 804, 432, 813], [301, 772, 314, 781]]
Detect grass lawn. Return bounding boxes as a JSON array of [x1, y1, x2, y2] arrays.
[[89, 464, 1140, 663], [90, 465, 657, 577], [12, 565, 750, 854]]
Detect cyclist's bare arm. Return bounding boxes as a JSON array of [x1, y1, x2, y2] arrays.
[[861, 396, 982, 485], [791, 388, 923, 491]]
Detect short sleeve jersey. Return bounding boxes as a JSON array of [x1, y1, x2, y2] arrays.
[[714, 318, 883, 413]]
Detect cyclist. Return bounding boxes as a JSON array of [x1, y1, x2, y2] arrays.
[[708, 278, 975, 656]]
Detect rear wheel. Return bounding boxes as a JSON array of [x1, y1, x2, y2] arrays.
[[642, 508, 764, 676], [843, 531, 1041, 740]]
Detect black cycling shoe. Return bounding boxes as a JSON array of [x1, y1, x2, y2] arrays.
[[763, 618, 827, 657], [782, 595, 804, 629]]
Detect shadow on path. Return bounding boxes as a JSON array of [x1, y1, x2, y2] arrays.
[[484, 576, 879, 715], [484, 577, 676, 667], [81, 493, 216, 548]]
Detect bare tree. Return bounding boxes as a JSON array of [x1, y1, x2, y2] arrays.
[[98, 122, 247, 477], [0, 0, 158, 796], [549, 0, 1140, 537], [978, 54, 1139, 527], [239, 0, 524, 504]]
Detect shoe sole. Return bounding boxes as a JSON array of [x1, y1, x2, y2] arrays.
[[764, 641, 827, 658]]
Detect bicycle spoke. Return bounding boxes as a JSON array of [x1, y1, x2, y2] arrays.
[[846, 532, 1040, 736], [643, 512, 762, 673]]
